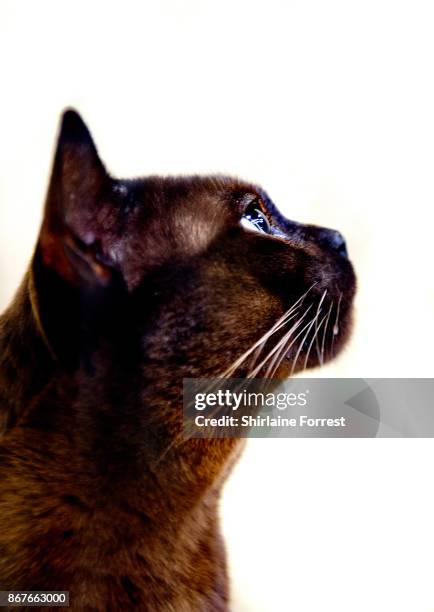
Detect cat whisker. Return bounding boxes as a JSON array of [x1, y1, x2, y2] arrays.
[[248, 304, 313, 379], [314, 290, 328, 365], [263, 305, 320, 379], [220, 283, 317, 378], [264, 304, 319, 379], [289, 307, 323, 377], [221, 308, 298, 379], [247, 309, 301, 373], [303, 310, 329, 371], [320, 300, 334, 364], [330, 292, 342, 358]]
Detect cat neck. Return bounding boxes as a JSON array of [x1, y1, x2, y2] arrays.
[[0, 276, 231, 608]]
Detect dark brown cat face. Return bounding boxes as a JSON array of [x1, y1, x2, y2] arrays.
[[33, 110, 355, 387]]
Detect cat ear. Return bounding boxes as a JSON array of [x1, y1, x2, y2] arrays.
[[38, 109, 113, 287], [30, 110, 126, 363]]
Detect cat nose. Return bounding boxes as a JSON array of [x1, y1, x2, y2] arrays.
[[318, 229, 348, 258]]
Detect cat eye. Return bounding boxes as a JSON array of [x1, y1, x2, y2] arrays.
[[241, 200, 271, 234]]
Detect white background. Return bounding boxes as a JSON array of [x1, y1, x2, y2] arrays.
[[1, 1, 434, 610]]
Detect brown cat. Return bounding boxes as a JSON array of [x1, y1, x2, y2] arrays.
[[0, 111, 356, 610]]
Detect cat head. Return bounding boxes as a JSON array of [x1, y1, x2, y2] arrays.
[[31, 110, 355, 385]]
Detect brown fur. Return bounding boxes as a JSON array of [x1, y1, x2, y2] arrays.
[[0, 111, 356, 610]]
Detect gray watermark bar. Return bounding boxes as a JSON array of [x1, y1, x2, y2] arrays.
[[0, 592, 69, 607], [183, 378, 434, 438]]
